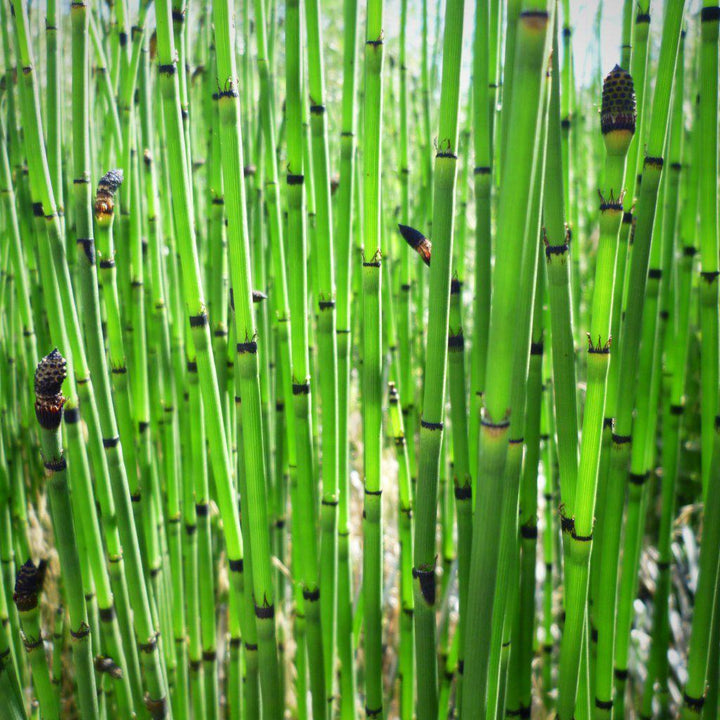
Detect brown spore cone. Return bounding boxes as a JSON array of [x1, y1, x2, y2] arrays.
[[601, 65, 636, 135], [34, 349, 67, 429], [13, 559, 47, 612]]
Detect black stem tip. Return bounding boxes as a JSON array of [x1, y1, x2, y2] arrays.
[[398, 224, 432, 266]]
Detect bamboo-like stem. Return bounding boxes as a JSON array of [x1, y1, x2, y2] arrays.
[[335, 0, 360, 716], [558, 65, 636, 720], [462, 8, 549, 718], [362, 0, 385, 714]]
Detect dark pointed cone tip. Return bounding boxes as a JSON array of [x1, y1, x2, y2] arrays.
[[97, 169, 124, 195], [601, 65, 636, 135], [398, 223, 426, 249], [13, 559, 47, 611], [35, 349, 67, 399], [398, 224, 432, 266]]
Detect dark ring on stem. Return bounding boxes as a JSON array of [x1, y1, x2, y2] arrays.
[[591, 625, 599, 642], [521, 525, 538, 539], [629, 471, 648, 486], [139, 421, 150, 433], [657, 560, 671, 570], [318, 300, 336, 310], [195, 503, 209, 517], [103, 436, 120, 448], [292, 382, 310, 395], [701, 6, 720, 21], [670, 162, 682, 171], [519, 706, 531, 719], [229, 638, 241, 648], [254, 603, 275, 619], [623, 212, 633, 224], [212, 197, 224, 205], [76, 238, 96, 264], [474, 166, 491, 175], [111, 366, 127, 374], [612, 433, 631, 444], [341, 131, 354, 138], [131, 280, 143, 288], [481, 417, 510, 429], [303, 587, 320, 602], [421, 419, 443, 430], [545, 243, 569, 255], [131, 494, 141, 503], [363, 260, 381, 267], [683, 693, 706, 710], [287, 174, 304, 185], [365, 488, 382, 496], [171, 8, 185, 21], [23, 636, 44, 650], [144, 694, 167, 718], [218, 88, 239, 98], [185, 524, 197, 535], [603, 417, 614, 429], [99, 607, 116, 622], [64, 408, 80, 424], [614, 668, 628, 680], [187, 361, 198, 372], [150, 567, 161, 579], [412, 566, 436, 604], [648, 268, 662, 279], [454, 485, 471, 500], [99, 259, 115, 269], [245, 642, 258, 651], [138, 634, 159, 653], [546, 562, 553, 573], [595, 698, 613, 710], [366, 707, 383, 717], [73, 176, 90, 184], [509, 437, 524, 445], [561, 118, 571, 129], [636, 13, 650, 23], [70, 622, 91, 640], [189, 313, 208, 327], [237, 341, 258, 354], [700, 271, 720, 283], [451, 278, 463, 292], [310, 104, 325, 115], [660, 310, 669, 320], [167, 517, 181, 525], [506, 709, 522, 717], [322, 498, 339, 507], [276, 402, 285, 411], [683, 245, 697, 256], [644, 156, 664, 169], [32, 202, 45, 217], [530, 340, 544, 355], [448, 334, 464, 349], [164, 406, 174, 413], [543, 644, 553, 653], [44, 457, 67, 472], [436, 151, 458, 159], [599, 201, 623, 212], [573, 530, 593, 542], [158, 64, 176, 75], [202, 650, 216, 661], [337, 328, 351, 334]]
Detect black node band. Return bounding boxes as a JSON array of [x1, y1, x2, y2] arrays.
[[454, 485, 471, 501], [287, 174, 304, 185], [701, 6, 720, 21], [366, 707, 383, 718], [99, 606, 116, 622], [629, 472, 649, 486], [44, 457, 67, 472], [292, 383, 310, 395], [64, 407, 80, 424], [99, 259, 115, 269], [310, 104, 326, 114], [158, 64, 176, 75], [303, 587, 320, 602], [255, 603, 275, 620], [421, 419, 443, 430], [189, 313, 208, 327], [521, 525, 538, 539], [237, 341, 258, 354], [448, 334, 464, 349], [195, 503, 209, 517], [648, 268, 662, 279], [595, 698, 613, 710], [103, 436, 120, 448], [365, 488, 382, 496], [614, 668, 628, 681], [612, 434, 631, 444]]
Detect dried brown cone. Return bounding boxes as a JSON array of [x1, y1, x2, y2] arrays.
[[94, 168, 124, 221], [34, 349, 67, 430], [601, 65, 636, 137], [95, 655, 124, 680], [13, 559, 47, 612]]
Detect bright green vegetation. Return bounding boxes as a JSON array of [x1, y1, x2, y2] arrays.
[[0, 1, 718, 718]]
